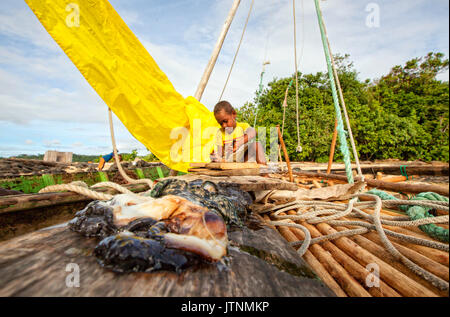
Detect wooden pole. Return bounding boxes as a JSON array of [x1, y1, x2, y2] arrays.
[[334, 226, 449, 297], [277, 125, 294, 182], [268, 216, 347, 297], [356, 231, 449, 283], [326, 119, 338, 174], [275, 214, 370, 297], [312, 221, 438, 297], [286, 211, 400, 297], [292, 170, 449, 196], [194, 0, 241, 101]]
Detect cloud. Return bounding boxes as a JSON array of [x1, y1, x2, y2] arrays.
[[72, 142, 83, 147], [43, 139, 62, 148], [25, 139, 33, 145]]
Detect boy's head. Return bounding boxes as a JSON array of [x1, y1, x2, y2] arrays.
[[214, 100, 237, 131]]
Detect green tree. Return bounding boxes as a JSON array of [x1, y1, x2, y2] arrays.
[[237, 53, 449, 163]]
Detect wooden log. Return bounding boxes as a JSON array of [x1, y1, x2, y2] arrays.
[[342, 214, 449, 267], [332, 226, 448, 297], [310, 221, 438, 297], [277, 125, 293, 183], [379, 175, 408, 183], [262, 214, 346, 297], [189, 163, 207, 168], [273, 219, 347, 297], [292, 170, 449, 196], [6, 157, 62, 167], [187, 168, 260, 176], [167, 174, 299, 191], [0, 183, 149, 214], [198, 162, 261, 170], [312, 180, 322, 189], [298, 163, 449, 176], [372, 225, 449, 266], [286, 211, 400, 297], [0, 223, 335, 297], [275, 213, 370, 297], [360, 231, 449, 282]]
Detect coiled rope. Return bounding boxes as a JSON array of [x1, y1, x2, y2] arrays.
[[367, 189, 449, 242], [261, 193, 449, 291]]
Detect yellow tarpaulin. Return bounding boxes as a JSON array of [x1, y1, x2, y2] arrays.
[[24, 0, 220, 172]]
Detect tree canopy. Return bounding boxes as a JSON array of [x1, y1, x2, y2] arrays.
[[237, 52, 449, 163]]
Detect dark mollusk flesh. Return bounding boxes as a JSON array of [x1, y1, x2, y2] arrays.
[[68, 180, 250, 273]]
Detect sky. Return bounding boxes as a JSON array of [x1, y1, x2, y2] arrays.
[[0, 0, 448, 158]]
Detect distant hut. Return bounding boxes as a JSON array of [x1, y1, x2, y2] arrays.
[[43, 151, 73, 163]]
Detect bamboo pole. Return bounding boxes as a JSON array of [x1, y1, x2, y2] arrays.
[[330, 224, 448, 297], [292, 170, 449, 196], [359, 231, 449, 282], [342, 214, 449, 266], [264, 215, 347, 297], [194, 0, 241, 101], [343, 233, 449, 297], [365, 229, 449, 267], [326, 119, 338, 174], [286, 211, 400, 297], [277, 125, 293, 182], [275, 213, 370, 297], [379, 175, 408, 183], [311, 221, 438, 297]]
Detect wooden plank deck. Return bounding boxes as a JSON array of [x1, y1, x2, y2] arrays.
[[0, 218, 335, 297]]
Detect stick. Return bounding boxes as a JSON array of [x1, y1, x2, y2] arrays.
[[342, 229, 448, 297], [276, 213, 370, 297], [313, 222, 438, 297], [287, 211, 399, 297], [292, 170, 449, 196], [274, 221, 347, 297], [277, 125, 293, 182]]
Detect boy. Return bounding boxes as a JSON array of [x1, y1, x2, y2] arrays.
[[211, 100, 266, 164]]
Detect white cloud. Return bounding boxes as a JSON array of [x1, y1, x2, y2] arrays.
[[72, 142, 83, 147], [43, 139, 62, 148], [25, 139, 33, 145], [0, 8, 60, 52]]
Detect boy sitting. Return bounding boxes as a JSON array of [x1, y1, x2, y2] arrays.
[[211, 100, 266, 164]]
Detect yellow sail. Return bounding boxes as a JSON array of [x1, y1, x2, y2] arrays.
[[24, 0, 219, 172]]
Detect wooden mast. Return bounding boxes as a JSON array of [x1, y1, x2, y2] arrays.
[[194, 0, 241, 101]]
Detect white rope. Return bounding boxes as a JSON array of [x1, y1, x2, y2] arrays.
[[262, 195, 449, 291], [292, 0, 302, 153], [317, 4, 363, 179], [108, 108, 154, 189], [218, 0, 254, 102]]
